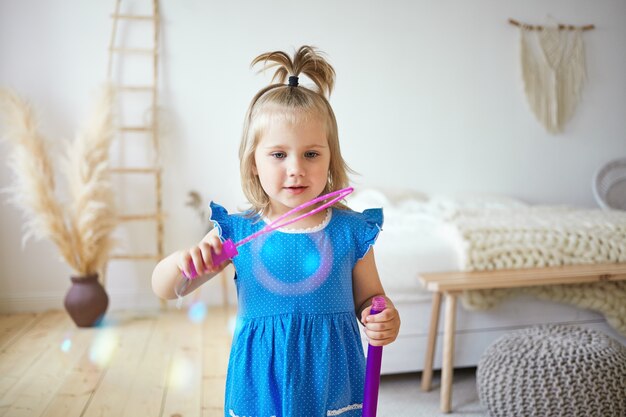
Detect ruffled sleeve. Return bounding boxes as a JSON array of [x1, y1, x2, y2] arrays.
[[208, 201, 232, 241], [355, 208, 384, 260]]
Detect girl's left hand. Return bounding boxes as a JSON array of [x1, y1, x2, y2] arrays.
[[360, 303, 401, 347]]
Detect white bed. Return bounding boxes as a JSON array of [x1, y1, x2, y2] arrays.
[[349, 189, 626, 375]]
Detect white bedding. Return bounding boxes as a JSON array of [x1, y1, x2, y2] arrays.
[[347, 188, 528, 300], [374, 216, 463, 298]]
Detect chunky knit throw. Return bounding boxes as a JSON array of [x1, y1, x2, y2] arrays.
[[477, 325, 626, 417], [453, 206, 626, 335]]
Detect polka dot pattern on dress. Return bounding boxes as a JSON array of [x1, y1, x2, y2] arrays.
[[209, 202, 383, 417]]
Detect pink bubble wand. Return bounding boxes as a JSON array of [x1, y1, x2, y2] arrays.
[[175, 187, 354, 303], [362, 296, 387, 417]]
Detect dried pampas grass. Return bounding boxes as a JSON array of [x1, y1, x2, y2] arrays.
[[0, 85, 117, 277]]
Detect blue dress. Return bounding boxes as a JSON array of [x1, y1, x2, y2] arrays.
[[209, 202, 383, 417]]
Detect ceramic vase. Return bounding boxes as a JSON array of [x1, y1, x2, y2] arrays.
[[64, 274, 109, 327]]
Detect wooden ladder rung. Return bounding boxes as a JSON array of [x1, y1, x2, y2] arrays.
[[109, 47, 158, 55], [110, 253, 161, 260], [116, 85, 155, 92], [110, 167, 160, 174], [111, 13, 158, 21], [118, 213, 162, 222], [119, 126, 153, 132]]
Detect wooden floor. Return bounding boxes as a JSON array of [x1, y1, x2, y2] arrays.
[[0, 307, 235, 417]]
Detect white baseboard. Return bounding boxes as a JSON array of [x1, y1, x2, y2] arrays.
[[0, 289, 229, 313], [0, 291, 64, 313]]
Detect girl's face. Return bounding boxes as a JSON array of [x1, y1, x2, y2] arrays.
[[253, 114, 330, 217]]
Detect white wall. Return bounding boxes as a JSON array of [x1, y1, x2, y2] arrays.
[[1, 0, 625, 312]]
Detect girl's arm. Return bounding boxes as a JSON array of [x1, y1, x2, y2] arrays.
[[352, 248, 401, 346], [151, 228, 227, 300]]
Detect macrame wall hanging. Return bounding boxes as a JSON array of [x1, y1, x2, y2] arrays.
[[509, 18, 595, 134]]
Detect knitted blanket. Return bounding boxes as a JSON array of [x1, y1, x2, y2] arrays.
[[451, 206, 626, 336]]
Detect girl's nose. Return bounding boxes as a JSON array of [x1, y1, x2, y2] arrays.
[[287, 156, 305, 176]]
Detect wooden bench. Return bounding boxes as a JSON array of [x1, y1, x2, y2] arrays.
[[418, 263, 626, 413]]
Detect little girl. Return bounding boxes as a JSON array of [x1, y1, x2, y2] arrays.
[[152, 45, 400, 417]]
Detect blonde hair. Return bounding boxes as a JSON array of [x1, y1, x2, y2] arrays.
[[239, 45, 353, 215]]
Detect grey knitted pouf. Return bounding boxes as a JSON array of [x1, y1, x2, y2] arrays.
[[476, 325, 626, 417]]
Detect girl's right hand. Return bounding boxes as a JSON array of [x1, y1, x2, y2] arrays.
[[176, 232, 224, 279]]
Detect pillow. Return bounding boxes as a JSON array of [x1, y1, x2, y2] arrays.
[[347, 188, 390, 211], [348, 187, 429, 213], [427, 193, 527, 218]]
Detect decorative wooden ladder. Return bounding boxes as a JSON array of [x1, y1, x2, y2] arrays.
[[106, 0, 165, 304]]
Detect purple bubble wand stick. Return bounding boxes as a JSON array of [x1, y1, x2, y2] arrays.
[[362, 296, 386, 417]]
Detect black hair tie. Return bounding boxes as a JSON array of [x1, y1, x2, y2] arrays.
[[288, 76, 299, 87]]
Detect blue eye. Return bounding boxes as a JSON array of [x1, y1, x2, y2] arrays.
[[271, 152, 286, 159]]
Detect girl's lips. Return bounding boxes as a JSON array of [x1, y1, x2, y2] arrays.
[[284, 186, 307, 195]]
